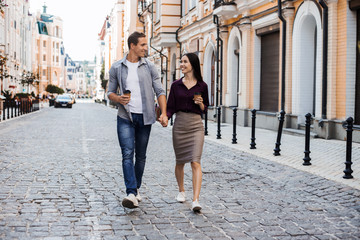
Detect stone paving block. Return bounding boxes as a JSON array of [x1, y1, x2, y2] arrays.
[[0, 104, 359, 239]]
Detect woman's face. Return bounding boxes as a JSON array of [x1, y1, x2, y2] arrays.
[[180, 55, 193, 75]]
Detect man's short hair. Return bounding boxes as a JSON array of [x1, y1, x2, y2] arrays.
[[128, 31, 146, 49]]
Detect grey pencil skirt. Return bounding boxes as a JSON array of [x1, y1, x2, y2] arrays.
[[172, 111, 204, 164]]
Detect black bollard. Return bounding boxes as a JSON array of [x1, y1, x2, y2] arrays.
[[250, 109, 257, 149], [303, 113, 312, 165], [7, 101, 10, 119], [232, 107, 237, 144], [204, 111, 208, 136], [11, 100, 14, 118], [274, 110, 286, 156], [170, 116, 173, 126], [3, 101, 5, 120], [216, 106, 221, 139], [14, 101, 17, 117], [343, 117, 354, 179]]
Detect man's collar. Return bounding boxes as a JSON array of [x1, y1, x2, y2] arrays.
[[121, 54, 146, 66]]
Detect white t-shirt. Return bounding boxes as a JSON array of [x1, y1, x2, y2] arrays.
[[125, 60, 143, 113]]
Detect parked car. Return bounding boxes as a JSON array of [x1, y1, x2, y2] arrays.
[[54, 95, 73, 108], [63, 94, 76, 104]]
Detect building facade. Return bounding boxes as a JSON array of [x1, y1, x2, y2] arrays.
[[35, 5, 64, 96], [0, 0, 34, 95], [131, 0, 360, 142]]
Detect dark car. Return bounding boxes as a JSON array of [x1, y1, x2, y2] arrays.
[[54, 95, 73, 108]]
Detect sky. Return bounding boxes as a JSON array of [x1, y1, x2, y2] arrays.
[[29, 0, 117, 61]]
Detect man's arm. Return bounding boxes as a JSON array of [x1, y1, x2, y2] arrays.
[[157, 95, 168, 127], [108, 93, 130, 106], [107, 64, 130, 106]]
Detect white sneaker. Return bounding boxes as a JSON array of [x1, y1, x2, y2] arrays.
[[176, 192, 186, 203], [136, 190, 142, 202], [192, 200, 202, 212], [122, 194, 139, 209]]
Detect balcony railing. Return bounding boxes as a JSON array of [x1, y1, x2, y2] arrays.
[[214, 0, 236, 9]]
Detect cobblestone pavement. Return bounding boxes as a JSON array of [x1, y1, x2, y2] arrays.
[[0, 103, 359, 240]]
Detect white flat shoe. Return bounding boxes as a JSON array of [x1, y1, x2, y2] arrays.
[[176, 192, 186, 203], [192, 200, 202, 212]]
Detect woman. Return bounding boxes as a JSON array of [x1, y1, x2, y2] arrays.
[[167, 52, 209, 212]]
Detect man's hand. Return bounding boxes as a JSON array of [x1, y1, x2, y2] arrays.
[[158, 113, 168, 127], [117, 95, 130, 105]]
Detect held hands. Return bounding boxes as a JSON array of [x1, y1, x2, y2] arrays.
[[158, 113, 168, 127]]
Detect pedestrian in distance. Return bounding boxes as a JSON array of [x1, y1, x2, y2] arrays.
[[167, 52, 209, 212], [107, 31, 168, 209]]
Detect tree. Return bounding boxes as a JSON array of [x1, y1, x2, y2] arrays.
[[100, 62, 108, 90], [1, 90, 12, 100], [0, 0, 8, 14], [46, 84, 64, 94]]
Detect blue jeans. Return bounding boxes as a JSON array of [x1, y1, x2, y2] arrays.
[[117, 114, 152, 195]]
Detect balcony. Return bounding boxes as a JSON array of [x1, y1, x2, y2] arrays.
[[213, 0, 237, 20]]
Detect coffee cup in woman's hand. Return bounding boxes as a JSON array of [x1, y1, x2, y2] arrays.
[[194, 92, 202, 105]]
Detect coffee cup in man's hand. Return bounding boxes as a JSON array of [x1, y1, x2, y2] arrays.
[[123, 90, 131, 99]]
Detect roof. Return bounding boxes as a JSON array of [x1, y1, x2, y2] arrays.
[[37, 22, 48, 35]]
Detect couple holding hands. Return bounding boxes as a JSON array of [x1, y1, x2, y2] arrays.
[[107, 32, 209, 212]]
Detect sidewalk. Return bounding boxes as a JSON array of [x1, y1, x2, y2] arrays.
[[168, 118, 360, 190]]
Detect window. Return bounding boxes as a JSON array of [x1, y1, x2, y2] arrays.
[[56, 43, 59, 49], [182, 0, 185, 16], [43, 41, 46, 47], [14, 20, 16, 29], [43, 69, 46, 76], [55, 26, 59, 37], [56, 56, 59, 62], [43, 54, 46, 61], [188, 0, 196, 11], [53, 42, 55, 48], [156, 0, 161, 21]]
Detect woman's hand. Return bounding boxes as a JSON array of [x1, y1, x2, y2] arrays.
[[194, 96, 203, 105], [194, 96, 205, 111]]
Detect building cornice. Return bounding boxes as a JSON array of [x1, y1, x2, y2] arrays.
[[178, 14, 215, 43]]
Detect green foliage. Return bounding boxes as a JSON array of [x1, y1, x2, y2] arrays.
[[1, 90, 12, 100], [101, 80, 108, 90], [100, 62, 105, 81], [100, 62, 108, 90], [16, 93, 30, 99], [46, 84, 64, 94]]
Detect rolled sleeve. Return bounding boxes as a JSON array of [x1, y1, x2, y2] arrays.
[[149, 62, 165, 98], [107, 66, 118, 97]]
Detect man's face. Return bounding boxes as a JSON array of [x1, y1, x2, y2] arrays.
[[131, 37, 148, 58]]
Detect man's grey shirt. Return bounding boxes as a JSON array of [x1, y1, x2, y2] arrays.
[[107, 56, 165, 125]]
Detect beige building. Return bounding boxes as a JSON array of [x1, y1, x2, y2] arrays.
[[134, 0, 359, 142], [103, 0, 359, 142], [34, 5, 64, 96]]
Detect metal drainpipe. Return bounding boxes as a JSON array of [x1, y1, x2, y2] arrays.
[[278, 0, 286, 111], [213, 15, 221, 107], [176, 0, 182, 58], [176, 28, 182, 59], [319, 0, 328, 120], [149, 3, 169, 98]]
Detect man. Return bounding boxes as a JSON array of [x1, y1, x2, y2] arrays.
[[107, 31, 168, 209]]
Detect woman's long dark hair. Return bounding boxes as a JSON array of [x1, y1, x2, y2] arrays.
[[184, 52, 203, 82]]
